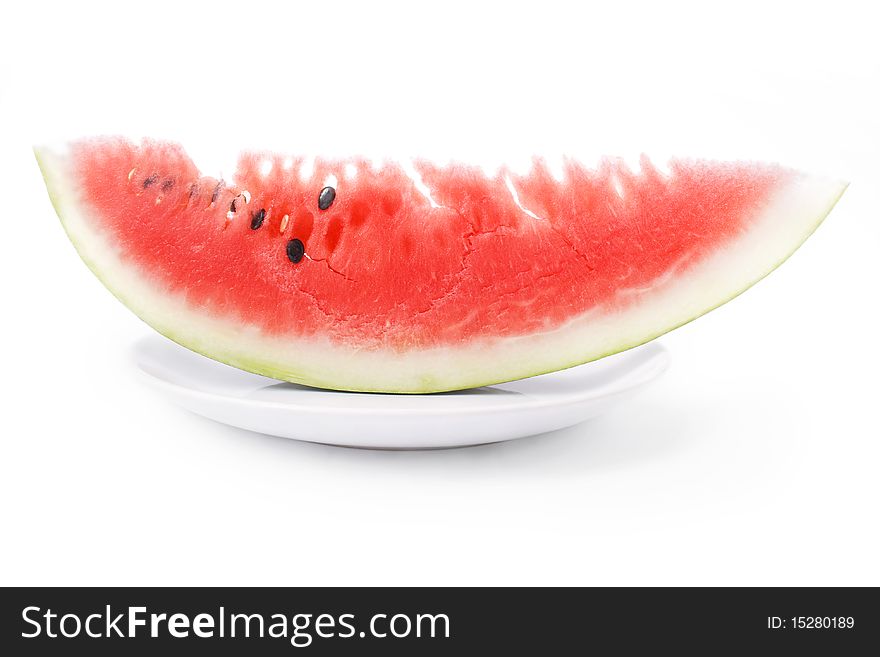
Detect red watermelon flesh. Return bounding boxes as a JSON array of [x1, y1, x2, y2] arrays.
[[36, 138, 845, 392]]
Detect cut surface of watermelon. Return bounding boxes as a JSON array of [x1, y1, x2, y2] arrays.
[[36, 138, 845, 392]]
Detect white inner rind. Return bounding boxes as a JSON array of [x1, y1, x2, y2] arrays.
[[36, 147, 846, 393]]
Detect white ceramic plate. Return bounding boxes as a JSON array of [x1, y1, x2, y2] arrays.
[[132, 335, 669, 449]]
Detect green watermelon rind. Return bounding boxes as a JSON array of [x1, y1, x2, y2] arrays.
[[35, 146, 847, 393]]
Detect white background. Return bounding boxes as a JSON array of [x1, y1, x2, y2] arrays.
[[1, 0, 878, 585]]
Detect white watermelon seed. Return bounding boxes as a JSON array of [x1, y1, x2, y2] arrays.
[[611, 173, 625, 198]]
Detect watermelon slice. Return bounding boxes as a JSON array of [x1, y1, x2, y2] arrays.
[[35, 138, 845, 393]]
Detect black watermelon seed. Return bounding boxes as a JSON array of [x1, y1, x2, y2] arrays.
[[318, 186, 336, 211], [161, 178, 175, 192], [250, 208, 267, 230], [188, 183, 199, 199], [229, 197, 238, 214], [211, 181, 223, 204], [142, 173, 159, 189], [286, 238, 305, 264]]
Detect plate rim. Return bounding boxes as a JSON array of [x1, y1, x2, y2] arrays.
[[131, 336, 670, 417]]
